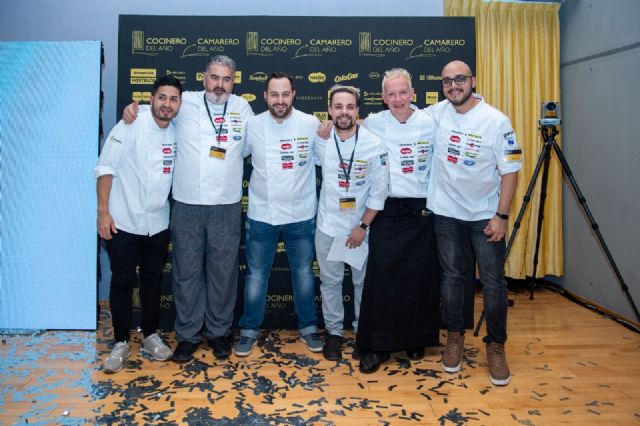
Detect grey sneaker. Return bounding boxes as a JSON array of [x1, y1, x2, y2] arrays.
[[301, 332, 324, 353], [103, 341, 130, 373], [487, 342, 512, 386], [141, 333, 173, 361], [234, 336, 257, 357], [441, 331, 464, 373]]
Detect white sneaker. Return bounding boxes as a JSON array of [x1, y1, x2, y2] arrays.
[[103, 341, 130, 373], [140, 333, 173, 361]]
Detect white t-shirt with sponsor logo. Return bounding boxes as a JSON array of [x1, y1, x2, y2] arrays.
[[94, 109, 176, 236], [426, 95, 522, 221], [244, 108, 319, 226], [315, 125, 389, 237], [364, 106, 436, 199], [169, 91, 253, 205]]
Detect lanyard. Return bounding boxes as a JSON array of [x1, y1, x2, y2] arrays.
[[333, 125, 359, 191], [203, 94, 228, 144]]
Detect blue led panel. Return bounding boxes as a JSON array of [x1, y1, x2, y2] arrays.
[[0, 41, 100, 329]]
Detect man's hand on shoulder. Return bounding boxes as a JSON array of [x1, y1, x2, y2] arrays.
[[123, 100, 139, 125], [316, 120, 333, 140]]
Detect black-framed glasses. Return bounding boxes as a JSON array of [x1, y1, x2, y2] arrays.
[[442, 75, 472, 86]]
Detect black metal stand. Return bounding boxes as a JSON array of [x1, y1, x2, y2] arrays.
[[474, 125, 639, 336]]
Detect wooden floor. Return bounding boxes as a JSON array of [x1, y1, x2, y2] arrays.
[[1, 288, 639, 425]]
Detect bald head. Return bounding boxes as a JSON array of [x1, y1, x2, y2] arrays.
[[442, 60, 473, 78]]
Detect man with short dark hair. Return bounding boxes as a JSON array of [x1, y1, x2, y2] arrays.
[[426, 60, 522, 386], [124, 55, 254, 362], [96, 76, 182, 373], [234, 72, 323, 357], [315, 85, 388, 361]]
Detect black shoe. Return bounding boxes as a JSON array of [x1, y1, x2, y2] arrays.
[[359, 351, 390, 374], [323, 335, 342, 361], [351, 346, 361, 360], [406, 347, 425, 360], [209, 336, 231, 360], [172, 341, 199, 363]]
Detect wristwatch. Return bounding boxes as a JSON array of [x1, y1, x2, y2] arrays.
[[359, 221, 369, 230], [495, 212, 509, 220]]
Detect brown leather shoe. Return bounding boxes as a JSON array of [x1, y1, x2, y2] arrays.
[[486, 342, 512, 386], [441, 331, 464, 373]]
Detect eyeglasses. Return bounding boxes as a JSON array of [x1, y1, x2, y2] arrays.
[[442, 75, 472, 87]]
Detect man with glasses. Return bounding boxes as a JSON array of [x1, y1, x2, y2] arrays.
[[124, 55, 254, 362], [426, 60, 522, 385]]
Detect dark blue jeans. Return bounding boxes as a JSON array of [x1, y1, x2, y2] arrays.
[[238, 217, 318, 338], [434, 215, 508, 344]]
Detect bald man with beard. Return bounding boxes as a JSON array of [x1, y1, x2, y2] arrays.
[[426, 60, 522, 386]]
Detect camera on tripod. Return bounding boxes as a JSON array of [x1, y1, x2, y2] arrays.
[[539, 101, 561, 126]]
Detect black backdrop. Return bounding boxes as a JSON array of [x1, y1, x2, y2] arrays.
[[117, 15, 476, 330]]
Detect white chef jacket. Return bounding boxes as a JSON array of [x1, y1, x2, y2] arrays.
[[244, 108, 319, 226], [364, 106, 436, 198], [426, 95, 522, 221], [94, 109, 176, 236], [315, 125, 389, 237], [165, 91, 253, 205]]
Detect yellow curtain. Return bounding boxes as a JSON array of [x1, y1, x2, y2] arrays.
[[445, 0, 563, 278]]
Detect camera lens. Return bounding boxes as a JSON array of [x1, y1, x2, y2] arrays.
[[546, 102, 557, 111]]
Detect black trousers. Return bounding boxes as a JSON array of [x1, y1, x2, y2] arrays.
[[105, 229, 169, 342]]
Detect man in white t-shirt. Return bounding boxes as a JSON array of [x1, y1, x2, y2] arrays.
[[426, 60, 522, 386], [234, 72, 323, 357], [314, 85, 388, 361], [124, 56, 253, 362], [96, 76, 182, 373]]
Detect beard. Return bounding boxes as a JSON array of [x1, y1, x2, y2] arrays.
[[268, 103, 293, 120], [205, 88, 230, 104], [151, 105, 175, 122], [334, 114, 356, 131], [446, 87, 473, 106]]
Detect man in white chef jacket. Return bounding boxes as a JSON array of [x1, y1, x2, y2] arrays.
[[426, 60, 522, 386], [234, 72, 324, 357], [123, 55, 253, 362], [314, 85, 388, 361], [96, 76, 182, 373]]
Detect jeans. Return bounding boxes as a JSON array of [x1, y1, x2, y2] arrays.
[[105, 229, 169, 342], [315, 229, 365, 336], [434, 214, 508, 344], [239, 217, 318, 338]]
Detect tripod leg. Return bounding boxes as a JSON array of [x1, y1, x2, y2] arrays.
[[473, 309, 485, 337], [505, 139, 553, 259], [529, 136, 553, 300], [551, 142, 640, 322]]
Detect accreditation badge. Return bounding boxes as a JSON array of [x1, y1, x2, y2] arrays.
[[503, 148, 522, 162], [339, 197, 356, 211], [210, 145, 226, 160]]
